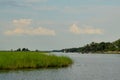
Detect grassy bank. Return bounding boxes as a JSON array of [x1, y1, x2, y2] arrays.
[[0, 51, 73, 70]]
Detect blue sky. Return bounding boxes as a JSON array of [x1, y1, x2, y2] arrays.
[[0, 0, 120, 50]]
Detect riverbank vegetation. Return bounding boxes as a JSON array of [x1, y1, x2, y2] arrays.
[[0, 51, 73, 70], [61, 39, 120, 54]]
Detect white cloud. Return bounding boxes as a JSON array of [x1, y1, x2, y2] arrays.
[[12, 19, 32, 27], [5, 27, 55, 36], [70, 24, 80, 34], [70, 24, 103, 35], [5, 19, 55, 36]]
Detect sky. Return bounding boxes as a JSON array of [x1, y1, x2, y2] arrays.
[[0, 0, 120, 50]]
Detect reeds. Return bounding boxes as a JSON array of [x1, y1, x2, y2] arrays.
[[0, 51, 73, 70]]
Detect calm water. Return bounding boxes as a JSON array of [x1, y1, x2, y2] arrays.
[[0, 53, 120, 80]]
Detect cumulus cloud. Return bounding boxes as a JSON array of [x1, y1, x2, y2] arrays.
[[12, 19, 32, 27], [70, 24, 103, 35], [5, 19, 56, 36], [5, 27, 55, 36], [70, 24, 80, 34]]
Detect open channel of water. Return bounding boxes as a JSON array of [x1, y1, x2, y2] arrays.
[[0, 53, 120, 80]]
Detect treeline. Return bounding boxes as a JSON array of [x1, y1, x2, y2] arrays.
[[61, 39, 120, 53], [16, 48, 30, 51], [11, 48, 39, 52], [10, 48, 50, 53]]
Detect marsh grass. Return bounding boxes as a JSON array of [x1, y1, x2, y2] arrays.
[[0, 51, 73, 70]]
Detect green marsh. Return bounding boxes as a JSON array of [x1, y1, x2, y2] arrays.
[[0, 51, 73, 70]]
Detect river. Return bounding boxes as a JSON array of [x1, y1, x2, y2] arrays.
[[0, 53, 120, 80]]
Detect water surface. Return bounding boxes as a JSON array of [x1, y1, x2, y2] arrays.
[[0, 53, 120, 80]]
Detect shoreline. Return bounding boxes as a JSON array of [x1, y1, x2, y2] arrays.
[[61, 51, 120, 54]]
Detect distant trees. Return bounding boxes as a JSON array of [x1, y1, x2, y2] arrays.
[[15, 48, 42, 52], [61, 39, 120, 53], [113, 39, 120, 51], [16, 48, 30, 51], [16, 48, 21, 51]]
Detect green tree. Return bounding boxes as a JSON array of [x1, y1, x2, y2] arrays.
[[113, 39, 120, 51], [22, 48, 30, 51], [16, 48, 21, 51]]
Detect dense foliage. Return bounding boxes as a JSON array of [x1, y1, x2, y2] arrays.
[[61, 39, 120, 53]]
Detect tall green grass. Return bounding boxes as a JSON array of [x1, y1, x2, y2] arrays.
[[0, 51, 73, 70]]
